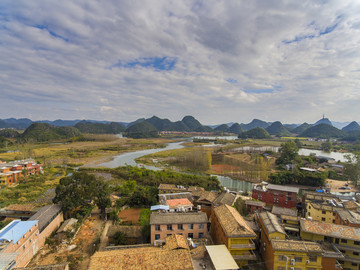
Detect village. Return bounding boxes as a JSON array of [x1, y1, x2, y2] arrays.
[[0, 153, 360, 270]]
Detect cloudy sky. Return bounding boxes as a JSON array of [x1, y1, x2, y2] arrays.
[[0, 0, 359, 125]]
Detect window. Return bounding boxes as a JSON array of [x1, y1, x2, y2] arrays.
[[278, 255, 287, 261], [178, 224, 183, 230], [355, 241, 360, 245], [188, 224, 194, 230], [188, 233, 193, 238], [321, 218, 326, 221], [351, 263, 357, 266], [199, 233, 204, 238], [341, 239, 347, 244], [322, 211, 326, 214], [155, 234, 160, 240], [155, 225, 161, 231], [333, 212, 336, 216], [167, 224, 173, 231], [309, 256, 317, 262], [353, 252, 359, 256], [199, 224, 204, 229], [294, 256, 302, 262], [167, 234, 172, 237]]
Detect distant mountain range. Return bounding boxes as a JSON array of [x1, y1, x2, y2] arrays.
[[0, 116, 359, 140]]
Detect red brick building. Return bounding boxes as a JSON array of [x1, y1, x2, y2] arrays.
[[252, 184, 299, 209]]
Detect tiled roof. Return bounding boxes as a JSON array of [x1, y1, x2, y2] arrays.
[[271, 239, 322, 253], [150, 212, 208, 225], [259, 211, 286, 235], [272, 206, 297, 217], [245, 200, 265, 207], [166, 198, 193, 208], [300, 219, 360, 241], [165, 234, 189, 250], [158, 184, 184, 191], [214, 204, 256, 238], [267, 184, 299, 193], [213, 192, 236, 206], [309, 202, 341, 212], [344, 200, 360, 210], [280, 215, 299, 222], [13, 263, 69, 270], [196, 191, 219, 203], [5, 204, 36, 212], [158, 192, 194, 205], [188, 186, 205, 192], [88, 247, 194, 270], [335, 209, 360, 225]]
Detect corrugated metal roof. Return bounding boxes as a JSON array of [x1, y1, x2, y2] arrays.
[[206, 245, 238, 270], [267, 184, 299, 193], [259, 211, 286, 235], [0, 220, 38, 243], [29, 204, 62, 232]]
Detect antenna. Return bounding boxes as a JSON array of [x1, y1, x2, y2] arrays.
[[323, 114, 325, 119]]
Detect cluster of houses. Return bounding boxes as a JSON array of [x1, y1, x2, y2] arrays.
[[3, 180, 360, 269], [0, 204, 64, 269], [0, 160, 42, 185]]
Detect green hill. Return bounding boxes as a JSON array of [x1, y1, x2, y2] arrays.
[[214, 124, 230, 132], [229, 123, 244, 134], [266, 121, 291, 136], [0, 129, 20, 138], [293, 123, 312, 134], [238, 127, 271, 139], [20, 123, 81, 142], [241, 119, 269, 130], [300, 124, 346, 138], [342, 130, 360, 141], [125, 121, 159, 138], [182, 116, 204, 131], [74, 121, 125, 134], [342, 121, 360, 132]]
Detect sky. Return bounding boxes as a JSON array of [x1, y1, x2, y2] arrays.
[[0, 0, 359, 125]]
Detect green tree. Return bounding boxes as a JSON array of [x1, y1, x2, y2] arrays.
[[276, 141, 299, 165], [321, 141, 333, 152], [53, 172, 110, 217], [94, 181, 111, 219], [294, 138, 303, 148], [344, 152, 360, 187]]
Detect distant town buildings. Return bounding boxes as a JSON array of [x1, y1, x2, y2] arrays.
[[0, 159, 42, 185]]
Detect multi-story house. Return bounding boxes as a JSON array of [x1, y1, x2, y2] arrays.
[[305, 201, 340, 223], [269, 239, 325, 270], [335, 208, 360, 228], [252, 184, 299, 208], [149, 211, 208, 245], [256, 211, 287, 262], [210, 204, 256, 267], [0, 220, 40, 268], [300, 218, 359, 270]]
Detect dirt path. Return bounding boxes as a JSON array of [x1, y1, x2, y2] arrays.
[[98, 220, 112, 251]]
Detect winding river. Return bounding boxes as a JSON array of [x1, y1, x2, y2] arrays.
[[94, 138, 353, 192]]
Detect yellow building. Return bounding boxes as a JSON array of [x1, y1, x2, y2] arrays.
[[270, 239, 324, 270], [305, 201, 339, 223], [257, 211, 287, 265], [301, 218, 360, 270], [211, 204, 257, 267]]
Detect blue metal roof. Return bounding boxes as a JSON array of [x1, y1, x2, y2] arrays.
[[0, 220, 38, 243], [150, 205, 169, 211]]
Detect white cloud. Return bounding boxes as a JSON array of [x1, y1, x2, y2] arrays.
[[0, 0, 359, 124]]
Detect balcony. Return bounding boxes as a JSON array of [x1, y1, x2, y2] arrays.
[[232, 250, 257, 261], [230, 239, 256, 250], [335, 261, 343, 269]]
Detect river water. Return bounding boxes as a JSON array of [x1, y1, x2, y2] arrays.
[[95, 138, 352, 192]]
